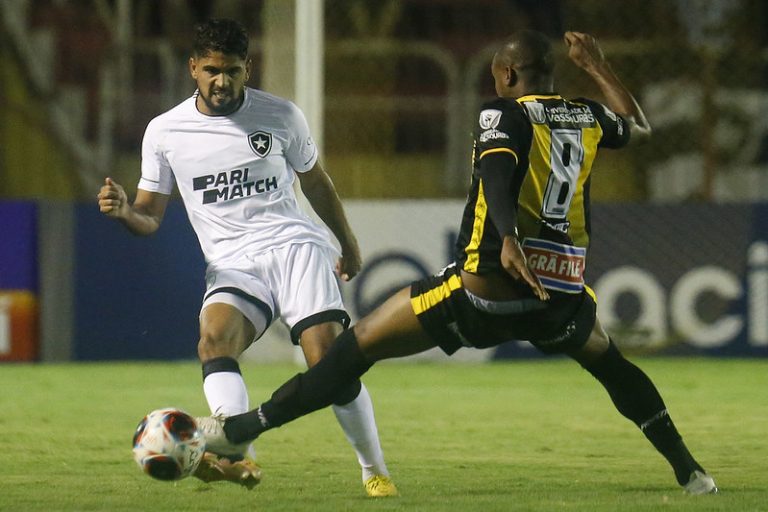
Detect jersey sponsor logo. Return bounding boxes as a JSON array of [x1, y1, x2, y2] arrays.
[[192, 167, 278, 204], [248, 131, 272, 157], [479, 109, 502, 129], [524, 102, 547, 124], [479, 128, 510, 142], [544, 104, 595, 126], [522, 237, 586, 294]]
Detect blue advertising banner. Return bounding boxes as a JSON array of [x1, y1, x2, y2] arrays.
[[73, 201, 206, 360], [0, 201, 39, 360], [0, 201, 37, 290]]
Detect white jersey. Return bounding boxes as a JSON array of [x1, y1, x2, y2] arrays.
[[139, 87, 334, 264]]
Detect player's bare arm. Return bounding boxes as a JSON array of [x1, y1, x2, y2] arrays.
[[297, 162, 362, 281], [564, 31, 651, 144], [97, 177, 169, 236]]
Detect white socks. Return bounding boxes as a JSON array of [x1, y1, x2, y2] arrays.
[[203, 371, 250, 416], [332, 383, 389, 481], [203, 370, 257, 459]]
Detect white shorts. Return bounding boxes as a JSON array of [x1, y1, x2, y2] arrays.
[[200, 242, 349, 344]]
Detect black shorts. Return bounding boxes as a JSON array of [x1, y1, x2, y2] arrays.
[[410, 264, 597, 355]]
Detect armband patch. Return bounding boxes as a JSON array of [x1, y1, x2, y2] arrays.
[[479, 109, 502, 129]]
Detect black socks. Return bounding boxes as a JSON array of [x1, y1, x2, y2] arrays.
[[224, 329, 372, 443], [583, 341, 704, 484], [202, 356, 241, 378]]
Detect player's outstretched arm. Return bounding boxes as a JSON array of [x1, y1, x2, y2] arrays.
[[297, 163, 362, 281], [97, 177, 169, 236], [564, 31, 651, 144]]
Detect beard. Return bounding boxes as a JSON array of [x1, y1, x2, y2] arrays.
[[198, 87, 243, 115]]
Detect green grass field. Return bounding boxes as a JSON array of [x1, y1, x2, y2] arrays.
[[1, 358, 766, 511]]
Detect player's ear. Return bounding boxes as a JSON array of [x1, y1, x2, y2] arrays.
[[508, 67, 518, 87], [245, 58, 253, 82], [189, 57, 198, 79]]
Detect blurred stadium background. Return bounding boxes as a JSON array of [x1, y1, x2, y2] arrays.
[[1, 0, 767, 362]]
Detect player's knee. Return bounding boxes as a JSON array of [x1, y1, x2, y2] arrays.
[[197, 329, 242, 360], [197, 334, 219, 361], [300, 336, 335, 367], [568, 318, 611, 366], [300, 323, 343, 364]]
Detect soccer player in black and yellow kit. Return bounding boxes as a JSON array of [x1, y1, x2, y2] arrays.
[[200, 30, 717, 495]]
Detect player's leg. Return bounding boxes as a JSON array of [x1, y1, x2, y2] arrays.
[[195, 267, 273, 432], [194, 301, 268, 487], [194, 268, 274, 465], [568, 313, 716, 494], [299, 320, 397, 496], [198, 303, 256, 419], [195, 270, 272, 489], [223, 286, 437, 442]]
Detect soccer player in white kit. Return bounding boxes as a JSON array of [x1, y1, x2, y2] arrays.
[[97, 18, 397, 497]]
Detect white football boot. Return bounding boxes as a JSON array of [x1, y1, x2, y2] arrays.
[[195, 415, 251, 460], [683, 470, 718, 495]]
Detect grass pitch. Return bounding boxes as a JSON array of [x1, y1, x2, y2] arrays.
[[1, 358, 766, 511]]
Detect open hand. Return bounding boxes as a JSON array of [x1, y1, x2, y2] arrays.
[[500, 236, 549, 301]]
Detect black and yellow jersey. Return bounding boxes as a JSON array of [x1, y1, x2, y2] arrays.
[[455, 93, 629, 277]]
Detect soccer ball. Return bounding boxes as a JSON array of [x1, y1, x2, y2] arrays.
[[132, 408, 206, 481]]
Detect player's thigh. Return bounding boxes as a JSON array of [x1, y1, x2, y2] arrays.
[[199, 266, 275, 358], [354, 287, 437, 361], [198, 302, 257, 359], [300, 321, 344, 366]]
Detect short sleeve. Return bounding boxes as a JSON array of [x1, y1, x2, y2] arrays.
[[139, 119, 174, 194], [577, 98, 631, 149], [283, 102, 318, 172], [475, 100, 531, 164]]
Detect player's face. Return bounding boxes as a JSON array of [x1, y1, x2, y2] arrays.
[[190, 51, 251, 116]]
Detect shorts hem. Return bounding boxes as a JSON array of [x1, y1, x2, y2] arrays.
[[290, 309, 351, 345]]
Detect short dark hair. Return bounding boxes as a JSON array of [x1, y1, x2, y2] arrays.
[[510, 29, 554, 76], [193, 19, 249, 60]]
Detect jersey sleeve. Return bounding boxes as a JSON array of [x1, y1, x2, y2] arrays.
[[475, 101, 531, 238], [475, 101, 531, 162], [577, 98, 631, 149], [139, 119, 174, 194], [283, 102, 319, 173]]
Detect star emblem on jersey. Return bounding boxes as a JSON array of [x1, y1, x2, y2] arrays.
[[248, 131, 272, 157]]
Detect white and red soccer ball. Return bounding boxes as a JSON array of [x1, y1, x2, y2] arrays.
[[132, 408, 205, 481]]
